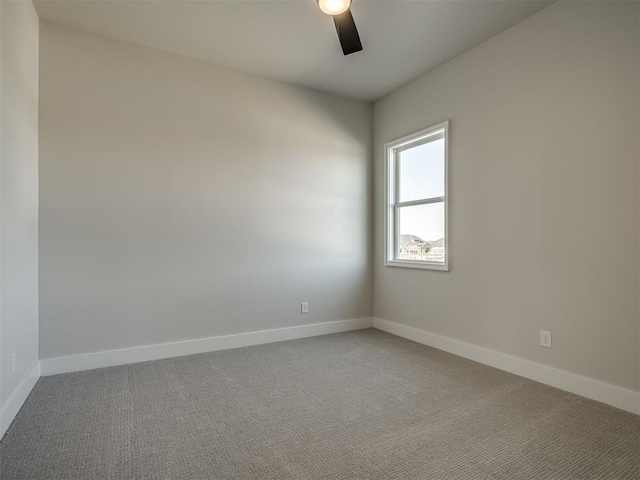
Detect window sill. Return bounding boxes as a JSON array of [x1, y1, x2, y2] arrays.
[[384, 259, 449, 272]]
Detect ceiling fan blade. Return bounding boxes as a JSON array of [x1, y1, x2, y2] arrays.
[[333, 9, 362, 56]]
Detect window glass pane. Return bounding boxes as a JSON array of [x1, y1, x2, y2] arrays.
[[398, 138, 445, 202], [398, 202, 445, 263]]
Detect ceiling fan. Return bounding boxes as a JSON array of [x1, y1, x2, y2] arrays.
[[316, 0, 363, 56]]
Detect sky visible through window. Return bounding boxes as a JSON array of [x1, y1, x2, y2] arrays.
[[398, 138, 445, 242]]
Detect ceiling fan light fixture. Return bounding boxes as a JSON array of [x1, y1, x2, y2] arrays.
[[317, 0, 352, 16]]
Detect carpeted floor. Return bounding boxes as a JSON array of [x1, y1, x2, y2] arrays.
[[1, 329, 638, 479]]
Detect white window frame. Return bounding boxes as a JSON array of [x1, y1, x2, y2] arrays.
[[384, 121, 450, 271]]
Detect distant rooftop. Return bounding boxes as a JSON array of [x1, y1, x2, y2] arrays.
[[400, 235, 444, 247]]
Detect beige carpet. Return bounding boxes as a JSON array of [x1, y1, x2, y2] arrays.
[[1, 329, 638, 479]]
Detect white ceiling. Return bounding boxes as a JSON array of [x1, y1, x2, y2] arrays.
[[34, 0, 553, 102]]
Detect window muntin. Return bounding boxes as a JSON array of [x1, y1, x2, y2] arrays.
[[384, 121, 449, 271]]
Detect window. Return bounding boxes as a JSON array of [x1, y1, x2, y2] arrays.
[[384, 121, 449, 271]]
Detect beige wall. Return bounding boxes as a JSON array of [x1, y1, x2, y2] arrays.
[[374, 1, 640, 391], [39, 22, 372, 359], [0, 0, 40, 406]]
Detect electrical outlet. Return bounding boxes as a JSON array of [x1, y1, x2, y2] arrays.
[[540, 331, 552, 348], [301, 302, 309, 314], [11, 353, 16, 372]]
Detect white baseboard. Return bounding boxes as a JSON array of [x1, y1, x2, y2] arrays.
[[41, 318, 373, 376], [373, 318, 640, 415], [1, 361, 41, 439]]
